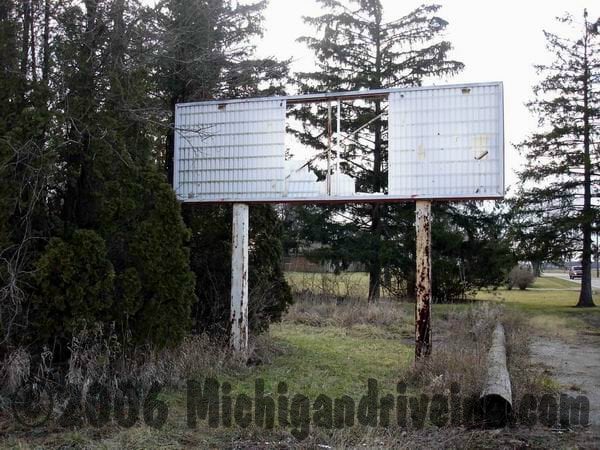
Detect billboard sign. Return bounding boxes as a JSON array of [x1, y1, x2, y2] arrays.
[[173, 82, 504, 203]]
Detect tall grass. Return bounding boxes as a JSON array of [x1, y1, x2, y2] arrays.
[[284, 291, 406, 330]]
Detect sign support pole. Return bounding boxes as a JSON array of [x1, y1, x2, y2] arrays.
[[230, 203, 249, 355], [415, 200, 432, 359]]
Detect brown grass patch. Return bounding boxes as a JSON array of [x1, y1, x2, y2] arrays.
[[403, 303, 551, 409], [283, 291, 407, 334]]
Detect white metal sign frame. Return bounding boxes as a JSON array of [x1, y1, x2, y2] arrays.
[[173, 82, 505, 204]]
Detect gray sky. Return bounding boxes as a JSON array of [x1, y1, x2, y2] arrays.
[[256, 0, 597, 190]]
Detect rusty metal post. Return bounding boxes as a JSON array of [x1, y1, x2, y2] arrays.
[[415, 200, 432, 358], [230, 203, 249, 354]]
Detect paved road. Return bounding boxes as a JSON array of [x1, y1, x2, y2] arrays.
[[546, 272, 600, 290]]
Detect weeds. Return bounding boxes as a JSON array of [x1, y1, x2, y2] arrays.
[[0, 324, 280, 427], [284, 292, 406, 333]]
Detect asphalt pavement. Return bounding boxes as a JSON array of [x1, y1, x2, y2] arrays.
[[547, 272, 600, 290]]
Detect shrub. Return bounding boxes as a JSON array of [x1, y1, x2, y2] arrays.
[[507, 265, 535, 290], [100, 169, 197, 349], [31, 171, 197, 352], [32, 230, 115, 346], [185, 204, 292, 338]]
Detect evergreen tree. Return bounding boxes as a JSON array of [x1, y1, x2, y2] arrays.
[[33, 229, 115, 347], [19, 0, 198, 350], [506, 197, 569, 277], [516, 10, 599, 307], [1, 0, 293, 354], [284, 202, 515, 302], [0, 0, 53, 347], [156, 0, 288, 182], [294, 0, 463, 301]]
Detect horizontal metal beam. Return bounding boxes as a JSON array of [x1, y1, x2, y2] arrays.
[[174, 81, 503, 108], [285, 89, 389, 104], [179, 194, 504, 206]]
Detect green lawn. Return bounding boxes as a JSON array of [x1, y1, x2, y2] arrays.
[[545, 268, 600, 278], [475, 276, 600, 335], [476, 276, 599, 309], [530, 276, 579, 289], [230, 324, 411, 399]]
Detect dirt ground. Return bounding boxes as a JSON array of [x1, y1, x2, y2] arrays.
[[523, 305, 600, 450], [530, 334, 600, 427]]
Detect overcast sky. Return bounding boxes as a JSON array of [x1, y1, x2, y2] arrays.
[[255, 0, 597, 189]]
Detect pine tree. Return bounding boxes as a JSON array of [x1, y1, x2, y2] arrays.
[[506, 198, 569, 277], [1, 0, 293, 353], [516, 10, 599, 307], [27, 0, 197, 349], [294, 0, 463, 301], [0, 0, 53, 347]]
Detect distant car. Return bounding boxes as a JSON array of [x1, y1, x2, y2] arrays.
[[569, 266, 583, 279]]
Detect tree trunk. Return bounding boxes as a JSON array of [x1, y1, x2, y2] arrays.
[[29, 0, 36, 83], [166, 100, 175, 184], [532, 261, 542, 277], [367, 13, 383, 301], [368, 203, 382, 302], [19, 0, 31, 99], [42, 0, 49, 83], [577, 33, 595, 308], [62, 0, 98, 229], [367, 97, 383, 302]]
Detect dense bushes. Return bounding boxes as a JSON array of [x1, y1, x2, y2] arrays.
[[108, 171, 197, 348], [30, 171, 197, 351], [33, 230, 115, 344], [186, 205, 293, 338], [508, 266, 535, 290], [0, 0, 291, 359]]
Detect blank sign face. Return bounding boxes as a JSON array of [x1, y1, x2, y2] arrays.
[[174, 98, 287, 202], [174, 82, 504, 203], [388, 83, 504, 199]]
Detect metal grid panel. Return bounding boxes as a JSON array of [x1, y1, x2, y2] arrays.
[[388, 83, 504, 199], [174, 99, 287, 201]]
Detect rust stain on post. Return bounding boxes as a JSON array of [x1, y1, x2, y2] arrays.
[[415, 200, 432, 359]]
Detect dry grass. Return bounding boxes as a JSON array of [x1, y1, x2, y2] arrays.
[[0, 327, 280, 426], [285, 271, 371, 300], [405, 303, 502, 398], [283, 293, 551, 431], [402, 302, 551, 414], [284, 293, 549, 408], [283, 291, 408, 334]]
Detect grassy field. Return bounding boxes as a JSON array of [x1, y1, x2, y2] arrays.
[[475, 276, 600, 335], [286, 271, 600, 330], [2, 272, 598, 448]]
